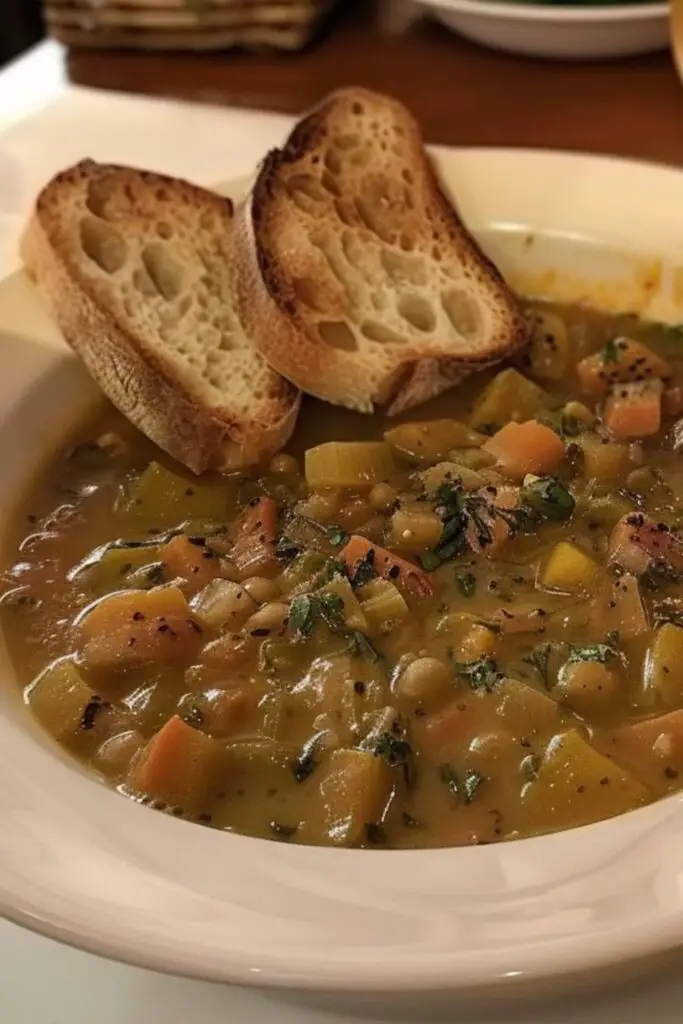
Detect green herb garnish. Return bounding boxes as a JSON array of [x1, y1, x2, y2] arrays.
[[453, 656, 500, 692], [292, 731, 329, 783], [373, 731, 413, 786], [289, 594, 316, 638], [326, 524, 350, 548], [600, 338, 620, 364], [520, 476, 575, 523], [438, 764, 485, 804], [348, 629, 382, 662], [567, 643, 616, 665], [349, 552, 377, 588], [364, 822, 388, 845], [456, 571, 477, 598]]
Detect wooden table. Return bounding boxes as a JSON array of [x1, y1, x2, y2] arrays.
[[62, 4, 683, 165]]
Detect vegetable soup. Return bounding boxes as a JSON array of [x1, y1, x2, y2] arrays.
[[5, 302, 683, 849]]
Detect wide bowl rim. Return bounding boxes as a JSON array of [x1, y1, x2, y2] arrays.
[[3, 146, 683, 995], [417, 0, 669, 23]]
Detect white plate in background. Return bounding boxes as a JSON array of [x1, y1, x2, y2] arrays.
[[414, 0, 671, 59]]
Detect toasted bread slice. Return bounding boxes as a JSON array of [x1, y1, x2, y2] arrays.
[[21, 160, 300, 474], [236, 87, 527, 415]]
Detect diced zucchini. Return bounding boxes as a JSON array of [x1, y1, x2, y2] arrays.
[[127, 461, 235, 529], [305, 442, 396, 489], [521, 729, 649, 832], [316, 748, 392, 847], [645, 624, 683, 707], [469, 369, 551, 431], [419, 461, 487, 493], [541, 541, 598, 592], [579, 437, 632, 483], [384, 420, 484, 464], [25, 659, 97, 743]]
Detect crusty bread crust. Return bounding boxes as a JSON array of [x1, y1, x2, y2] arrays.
[[236, 87, 527, 415], [21, 161, 300, 474]]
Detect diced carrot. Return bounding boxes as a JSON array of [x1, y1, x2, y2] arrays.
[[603, 380, 662, 440], [79, 586, 203, 672], [338, 534, 434, 598], [663, 385, 683, 418], [577, 338, 671, 398], [482, 420, 565, 481], [128, 715, 229, 816], [161, 534, 216, 592], [608, 513, 683, 577], [230, 497, 279, 580]]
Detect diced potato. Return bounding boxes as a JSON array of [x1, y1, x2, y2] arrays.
[[387, 506, 443, 553], [541, 541, 598, 592], [314, 748, 392, 847], [190, 579, 257, 631], [494, 678, 561, 738], [469, 369, 551, 431], [25, 659, 97, 742], [579, 437, 632, 483], [161, 534, 217, 591], [305, 442, 396, 489], [384, 420, 484, 464], [644, 624, 683, 707], [319, 575, 368, 632], [417, 699, 473, 764], [521, 729, 649, 832], [78, 586, 203, 672], [128, 461, 234, 530], [609, 709, 683, 774], [527, 310, 570, 382], [598, 574, 649, 640], [128, 715, 229, 817], [419, 461, 487, 493], [358, 578, 409, 630], [562, 400, 596, 431]]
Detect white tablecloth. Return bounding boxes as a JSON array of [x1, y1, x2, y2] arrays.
[[1, 40, 683, 1024]]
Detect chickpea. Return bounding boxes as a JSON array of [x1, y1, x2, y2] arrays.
[[369, 482, 397, 512], [242, 576, 280, 605], [458, 624, 496, 663], [243, 601, 290, 636], [552, 660, 621, 717], [394, 656, 452, 708], [338, 496, 372, 530], [94, 730, 145, 779], [269, 453, 299, 475]]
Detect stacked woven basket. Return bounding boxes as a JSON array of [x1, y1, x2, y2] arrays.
[[44, 0, 338, 51]]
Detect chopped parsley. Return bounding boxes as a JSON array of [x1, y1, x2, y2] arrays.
[[439, 764, 485, 804], [456, 571, 477, 598], [567, 642, 616, 665], [373, 731, 414, 786], [600, 338, 620, 364], [453, 655, 500, 692], [289, 591, 381, 662], [519, 477, 575, 523], [326, 524, 350, 548]]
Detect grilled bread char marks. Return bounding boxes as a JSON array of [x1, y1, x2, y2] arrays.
[[237, 87, 528, 414], [21, 160, 300, 474]]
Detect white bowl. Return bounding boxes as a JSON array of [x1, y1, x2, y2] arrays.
[[415, 0, 671, 59], [2, 149, 683, 1007]]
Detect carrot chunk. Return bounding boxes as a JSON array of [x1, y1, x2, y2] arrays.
[[161, 534, 216, 591], [338, 534, 434, 598], [128, 715, 229, 816], [230, 497, 279, 580], [577, 338, 671, 398], [79, 586, 203, 671], [604, 380, 662, 440], [483, 420, 565, 481], [608, 513, 683, 577]]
